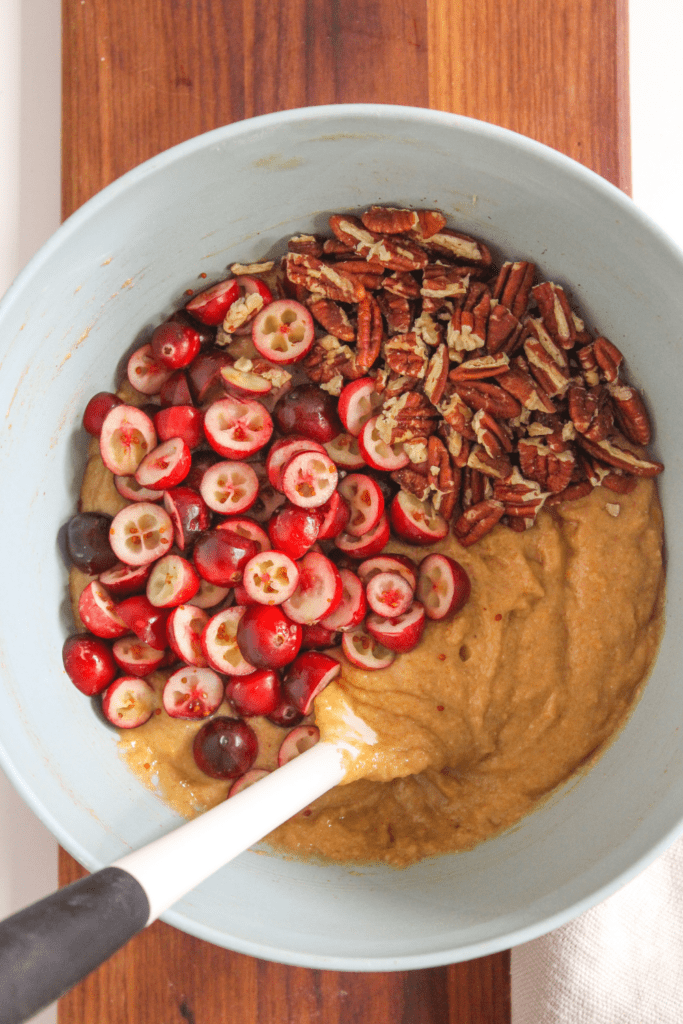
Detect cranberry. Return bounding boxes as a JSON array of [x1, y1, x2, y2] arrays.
[[267, 696, 304, 729], [150, 320, 201, 369], [159, 370, 193, 407], [187, 348, 233, 405], [192, 717, 258, 780], [62, 634, 117, 696], [116, 595, 170, 650], [273, 383, 342, 443], [154, 405, 203, 449], [167, 308, 216, 348], [226, 668, 282, 717], [268, 504, 321, 560], [192, 528, 258, 586], [65, 512, 118, 575], [82, 392, 123, 436], [236, 604, 302, 670], [184, 449, 222, 492], [281, 652, 341, 714], [163, 486, 212, 551]]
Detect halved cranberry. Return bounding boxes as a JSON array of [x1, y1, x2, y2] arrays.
[[217, 517, 269, 553], [151, 320, 201, 369], [365, 600, 426, 653], [358, 415, 409, 472], [99, 404, 157, 476], [187, 580, 231, 610], [112, 636, 167, 676], [166, 604, 209, 666], [268, 504, 322, 560], [127, 343, 174, 395], [135, 436, 192, 491], [199, 460, 259, 515], [236, 604, 302, 670], [242, 551, 299, 606], [416, 553, 471, 620], [337, 378, 383, 437], [251, 299, 315, 364], [341, 624, 396, 671], [356, 554, 418, 591], [281, 652, 340, 715], [221, 363, 272, 398], [154, 405, 203, 449], [163, 486, 211, 551], [187, 349, 234, 404], [185, 277, 241, 326], [324, 433, 366, 470], [159, 370, 193, 408], [192, 528, 257, 586], [62, 634, 117, 696], [334, 512, 390, 559], [277, 725, 320, 767], [337, 473, 384, 537], [117, 595, 170, 650], [266, 697, 304, 729], [301, 622, 339, 650], [203, 395, 273, 459], [78, 581, 127, 639], [389, 492, 449, 545], [316, 491, 351, 541], [98, 562, 151, 599], [109, 502, 174, 566], [146, 553, 200, 608], [201, 606, 256, 676], [192, 716, 258, 780], [281, 551, 343, 625], [114, 475, 163, 503], [266, 435, 326, 490], [247, 479, 286, 523], [82, 392, 123, 436], [321, 568, 366, 631], [228, 768, 271, 797], [280, 450, 338, 509], [65, 512, 118, 575], [102, 676, 156, 729], [273, 383, 342, 443], [162, 666, 224, 719], [366, 571, 414, 618], [225, 668, 282, 717]]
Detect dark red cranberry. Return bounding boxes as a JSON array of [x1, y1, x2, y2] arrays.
[[65, 512, 118, 575], [192, 717, 258, 779], [268, 505, 321, 560], [62, 634, 117, 696], [82, 392, 123, 436], [225, 669, 282, 717], [159, 370, 193, 408], [184, 449, 222, 492], [267, 697, 304, 729], [273, 383, 342, 443], [300, 623, 339, 650], [187, 348, 233, 405], [192, 529, 257, 586], [167, 308, 216, 349], [151, 321, 201, 370], [236, 604, 302, 670], [163, 486, 212, 550], [116, 595, 170, 650]]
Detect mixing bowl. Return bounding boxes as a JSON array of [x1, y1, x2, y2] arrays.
[[0, 103, 681, 970]]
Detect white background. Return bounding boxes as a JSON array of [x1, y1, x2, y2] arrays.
[[0, 2, 681, 1021]]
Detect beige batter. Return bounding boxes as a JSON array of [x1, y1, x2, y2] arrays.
[[71, 408, 664, 866]]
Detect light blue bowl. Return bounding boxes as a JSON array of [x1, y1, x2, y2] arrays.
[[0, 104, 681, 970]]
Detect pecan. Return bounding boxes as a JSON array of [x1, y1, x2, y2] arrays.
[[360, 206, 419, 234], [532, 282, 577, 349], [467, 444, 513, 480], [420, 228, 493, 268], [576, 435, 664, 477], [447, 305, 486, 360], [385, 332, 429, 378], [608, 383, 652, 445], [308, 298, 355, 341], [493, 470, 548, 519], [302, 334, 357, 385], [382, 271, 421, 299], [328, 214, 428, 272], [492, 261, 536, 319], [567, 383, 614, 442], [545, 480, 593, 506], [413, 311, 443, 348], [453, 499, 505, 546], [391, 463, 431, 501], [377, 372, 418, 400], [518, 437, 577, 493], [424, 344, 449, 406], [322, 237, 355, 256], [497, 357, 556, 413], [601, 471, 638, 495], [471, 409, 514, 457], [414, 209, 448, 238], [593, 336, 623, 383], [287, 234, 324, 258], [331, 260, 384, 291], [377, 291, 412, 334], [461, 466, 489, 508], [437, 388, 475, 434], [452, 380, 522, 419], [438, 421, 470, 466], [486, 301, 523, 355], [222, 292, 264, 333], [376, 391, 439, 444], [356, 295, 383, 370], [421, 264, 470, 303], [449, 353, 511, 382], [286, 252, 366, 303], [522, 318, 571, 397], [427, 436, 459, 519], [576, 342, 601, 387]]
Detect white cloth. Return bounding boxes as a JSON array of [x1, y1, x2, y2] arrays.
[[511, 836, 683, 1023]]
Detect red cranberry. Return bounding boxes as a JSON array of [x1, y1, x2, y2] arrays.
[[159, 370, 193, 408], [163, 486, 212, 550], [236, 604, 302, 670], [184, 449, 222, 492], [62, 635, 117, 696], [167, 308, 216, 349], [65, 512, 118, 575], [192, 529, 257, 586], [225, 668, 282, 717], [82, 392, 123, 436], [273, 383, 342, 443], [267, 697, 304, 729], [187, 348, 233, 405], [116, 595, 170, 650], [192, 717, 258, 779], [268, 505, 321, 560], [151, 320, 201, 370]]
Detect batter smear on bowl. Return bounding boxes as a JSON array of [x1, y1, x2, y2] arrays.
[[62, 206, 665, 866]]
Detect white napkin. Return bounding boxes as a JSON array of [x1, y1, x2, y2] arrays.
[[511, 835, 683, 1023]]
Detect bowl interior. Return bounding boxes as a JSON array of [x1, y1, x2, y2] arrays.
[[1, 105, 682, 969]]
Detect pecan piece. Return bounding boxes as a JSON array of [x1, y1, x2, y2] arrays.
[[453, 499, 505, 546], [471, 409, 514, 457], [331, 260, 384, 291], [377, 290, 412, 334], [329, 214, 428, 272], [308, 298, 355, 341], [593, 336, 623, 383], [376, 391, 439, 444], [576, 342, 601, 387], [413, 311, 443, 348], [608, 383, 652, 445], [421, 264, 470, 303], [493, 470, 549, 519], [497, 357, 556, 414], [391, 463, 431, 501], [360, 206, 419, 234], [522, 318, 571, 397], [382, 271, 421, 299], [532, 282, 577, 349], [567, 383, 614, 442], [518, 437, 576, 494], [492, 261, 536, 319], [452, 380, 522, 419], [420, 228, 493, 267], [576, 435, 664, 477], [287, 234, 324, 258], [356, 294, 383, 370], [384, 331, 428, 379], [424, 344, 449, 406], [467, 444, 513, 480], [449, 354, 511, 382], [545, 480, 593, 506], [437, 388, 475, 435], [427, 436, 459, 519], [286, 252, 366, 303], [302, 334, 357, 385]]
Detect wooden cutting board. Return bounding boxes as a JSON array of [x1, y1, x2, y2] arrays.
[[59, 1, 630, 1020]]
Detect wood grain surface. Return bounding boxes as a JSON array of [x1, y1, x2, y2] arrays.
[[59, 1, 630, 1021]]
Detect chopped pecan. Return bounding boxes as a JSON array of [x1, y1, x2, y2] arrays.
[[492, 261, 536, 319], [453, 499, 505, 546], [438, 421, 470, 466], [467, 444, 513, 480], [385, 332, 429, 378], [532, 282, 577, 349], [576, 435, 664, 477], [452, 380, 522, 419], [420, 228, 493, 268], [522, 318, 571, 397], [497, 357, 556, 414], [414, 209, 448, 238], [377, 290, 412, 334], [593, 336, 623, 383], [545, 480, 593, 506], [302, 334, 357, 384], [601, 471, 638, 495], [449, 354, 511, 382], [421, 264, 470, 305], [322, 237, 355, 256], [308, 298, 355, 341], [222, 292, 264, 333], [377, 372, 418, 400], [360, 206, 420, 234], [567, 383, 614, 442], [472, 409, 514, 457], [382, 271, 421, 299], [608, 382, 651, 445], [413, 311, 443, 348], [287, 234, 324, 258], [329, 214, 428, 272], [486, 301, 523, 355], [493, 470, 549, 519], [437, 388, 475, 434], [427, 436, 459, 519], [286, 252, 366, 303], [518, 437, 577, 493], [447, 305, 486, 360], [375, 391, 439, 444], [356, 295, 383, 370], [331, 260, 384, 291], [391, 463, 431, 501], [424, 344, 449, 406], [576, 342, 601, 387], [461, 466, 489, 508]]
